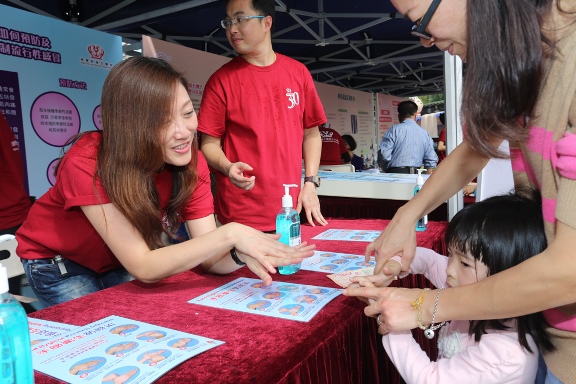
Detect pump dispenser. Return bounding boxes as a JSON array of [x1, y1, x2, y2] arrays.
[[276, 184, 302, 275], [0, 239, 34, 384], [414, 169, 428, 231]]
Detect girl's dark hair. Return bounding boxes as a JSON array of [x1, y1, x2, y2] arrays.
[[98, 56, 197, 249], [341, 134, 357, 151], [462, 0, 553, 158], [446, 189, 554, 352]]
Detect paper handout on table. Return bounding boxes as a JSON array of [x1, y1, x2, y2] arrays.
[[29, 318, 80, 346], [31, 315, 223, 384], [188, 277, 340, 322], [300, 250, 375, 273], [312, 229, 381, 242], [327, 267, 375, 288]]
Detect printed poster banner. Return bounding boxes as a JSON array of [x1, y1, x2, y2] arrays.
[[315, 82, 377, 169], [376, 93, 407, 145], [0, 4, 122, 197], [142, 36, 231, 113]]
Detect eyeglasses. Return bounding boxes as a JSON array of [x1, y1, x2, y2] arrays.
[[220, 15, 265, 29], [411, 0, 442, 40]]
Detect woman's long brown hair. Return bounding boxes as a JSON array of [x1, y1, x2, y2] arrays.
[[462, 0, 554, 158], [98, 57, 197, 249]]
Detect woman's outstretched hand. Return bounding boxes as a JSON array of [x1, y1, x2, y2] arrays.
[[366, 209, 418, 274], [343, 285, 423, 334], [227, 223, 315, 285]]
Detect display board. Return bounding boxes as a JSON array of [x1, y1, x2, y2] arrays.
[[375, 93, 407, 143], [314, 82, 376, 169], [0, 5, 122, 197], [142, 36, 231, 113]]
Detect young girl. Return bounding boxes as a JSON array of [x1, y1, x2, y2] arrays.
[[354, 191, 554, 383], [16, 57, 314, 307]]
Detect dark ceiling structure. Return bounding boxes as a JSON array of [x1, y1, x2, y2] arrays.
[[0, 0, 445, 97]]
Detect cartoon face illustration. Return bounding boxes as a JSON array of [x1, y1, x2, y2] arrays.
[[355, 261, 374, 267], [294, 295, 317, 304], [262, 291, 284, 300], [277, 285, 299, 292], [306, 288, 328, 295], [247, 300, 271, 311], [278, 304, 304, 316], [320, 264, 337, 271]]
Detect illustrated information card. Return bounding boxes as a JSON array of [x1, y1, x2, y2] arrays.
[[32, 315, 224, 384], [312, 229, 381, 242], [29, 318, 80, 346], [301, 250, 375, 273], [188, 277, 340, 322]]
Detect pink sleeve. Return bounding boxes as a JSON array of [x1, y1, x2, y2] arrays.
[[399, 247, 448, 288], [555, 132, 576, 180], [382, 331, 537, 384]]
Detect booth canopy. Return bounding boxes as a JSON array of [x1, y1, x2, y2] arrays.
[[0, 0, 445, 96]]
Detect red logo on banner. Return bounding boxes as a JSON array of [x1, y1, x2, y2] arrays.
[[379, 117, 392, 122], [392, 101, 400, 106], [88, 45, 105, 60], [380, 110, 390, 115]]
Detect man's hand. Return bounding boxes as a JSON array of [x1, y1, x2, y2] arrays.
[[227, 162, 256, 190], [296, 182, 327, 227]]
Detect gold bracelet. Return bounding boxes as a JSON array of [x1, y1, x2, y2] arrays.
[[410, 288, 430, 331], [411, 288, 428, 311]]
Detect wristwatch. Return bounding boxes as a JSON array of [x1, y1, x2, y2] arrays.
[[304, 175, 321, 187]]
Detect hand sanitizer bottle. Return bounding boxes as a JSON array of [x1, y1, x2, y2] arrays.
[[276, 184, 302, 275], [0, 242, 34, 384], [414, 169, 428, 232]]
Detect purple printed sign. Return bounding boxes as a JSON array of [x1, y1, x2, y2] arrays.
[[30, 91, 81, 146], [46, 158, 59, 186], [93, 104, 102, 130], [0, 69, 29, 192]]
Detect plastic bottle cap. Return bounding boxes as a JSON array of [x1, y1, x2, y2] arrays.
[[0, 264, 8, 294], [282, 184, 298, 208], [416, 168, 424, 186]]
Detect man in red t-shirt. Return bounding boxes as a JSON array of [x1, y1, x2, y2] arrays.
[[199, 0, 327, 231], [319, 124, 350, 165]]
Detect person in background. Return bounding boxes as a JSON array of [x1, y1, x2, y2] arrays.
[[379, 100, 438, 174], [345, 1, 576, 382], [351, 191, 553, 383], [198, 0, 327, 231], [342, 134, 364, 172], [436, 113, 447, 162], [319, 123, 350, 166], [0, 110, 34, 313], [15, 57, 314, 308]]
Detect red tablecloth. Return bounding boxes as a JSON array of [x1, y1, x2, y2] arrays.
[[30, 219, 447, 384]]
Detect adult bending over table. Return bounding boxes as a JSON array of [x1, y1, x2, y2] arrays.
[[15, 57, 314, 308], [344, 0, 576, 382]]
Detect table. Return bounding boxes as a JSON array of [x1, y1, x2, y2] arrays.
[[310, 171, 431, 201], [30, 219, 447, 384]]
